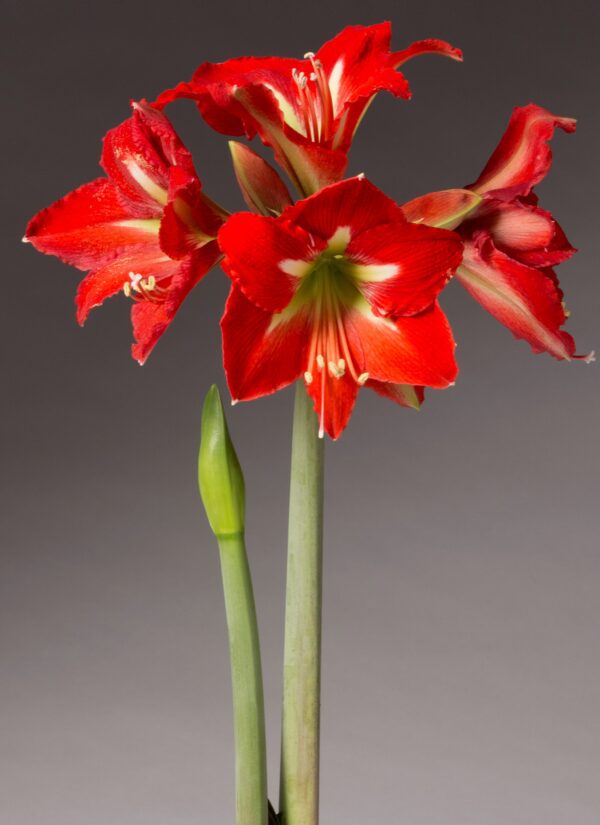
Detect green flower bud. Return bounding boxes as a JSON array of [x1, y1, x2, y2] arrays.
[[198, 385, 245, 538], [229, 140, 292, 217]]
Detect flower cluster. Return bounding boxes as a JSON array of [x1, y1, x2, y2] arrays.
[[25, 22, 588, 438]]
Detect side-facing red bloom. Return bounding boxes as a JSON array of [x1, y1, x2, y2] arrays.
[[24, 102, 226, 363], [156, 22, 461, 196], [218, 177, 463, 439], [402, 104, 590, 361]]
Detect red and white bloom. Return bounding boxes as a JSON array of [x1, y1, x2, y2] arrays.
[[401, 104, 590, 361], [156, 22, 461, 196], [218, 177, 463, 439], [24, 102, 226, 363]]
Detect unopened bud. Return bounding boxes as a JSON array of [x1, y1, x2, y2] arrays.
[[198, 385, 245, 538], [229, 141, 293, 216]]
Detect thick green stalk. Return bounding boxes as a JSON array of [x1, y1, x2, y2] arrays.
[[279, 382, 325, 825], [218, 532, 268, 825]]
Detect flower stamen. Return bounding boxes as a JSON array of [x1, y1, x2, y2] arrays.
[[122, 271, 167, 303], [292, 51, 335, 142]]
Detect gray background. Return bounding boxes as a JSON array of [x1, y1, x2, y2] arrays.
[[2, 1, 599, 823]]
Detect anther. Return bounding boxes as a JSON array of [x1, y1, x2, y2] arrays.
[[357, 372, 370, 385], [293, 68, 308, 89], [304, 371, 313, 385], [128, 271, 143, 290], [316, 354, 325, 370], [328, 360, 342, 378], [123, 282, 131, 297]]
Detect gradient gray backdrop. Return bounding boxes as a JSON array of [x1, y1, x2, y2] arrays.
[[2, 1, 599, 823]]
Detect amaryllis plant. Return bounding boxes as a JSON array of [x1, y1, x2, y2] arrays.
[[24, 21, 590, 825]]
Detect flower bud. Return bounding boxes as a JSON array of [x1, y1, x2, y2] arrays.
[[198, 385, 245, 538], [229, 141, 292, 216], [401, 188, 481, 229]]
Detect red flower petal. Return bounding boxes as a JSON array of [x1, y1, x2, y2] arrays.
[[131, 242, 221, 364], [469, 104, 576, 200], [469, 199, 575, 268], [392, 38, 463, 68], [318, 26, 461, 151], [25, 178, 160, 270], [221, 285, 310, 401], [75, 243, 176, 324], [348, 220, 463, 316], [283, 177, 405, 242], [159, 166, 225, 259], [306, 367, 359, 440], [156, 57, 301, 138], [101, 102, 197, 218], [457, 232, 577, 359], [345, 301, 458, 388], [218, 212, 319, 312], [316, 23, 410, 148]]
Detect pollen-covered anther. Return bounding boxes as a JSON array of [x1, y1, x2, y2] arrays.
[[292, 68, 308, 90], [304, 371, 314, 384], [316, 354, 325, 370], [122, 271, 166, 302], [357, 372, 370, 385], [328, 359, 345, 378]]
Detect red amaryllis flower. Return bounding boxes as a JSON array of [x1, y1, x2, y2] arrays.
[[401, 104, 591, 361], [24, 102, 226, 364], [218, 177, 463, 439], [156, 22, 461, 196]]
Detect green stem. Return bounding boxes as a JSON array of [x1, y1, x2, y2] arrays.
[[217, 532, 268, 825], [279, 382, 325, 825]]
